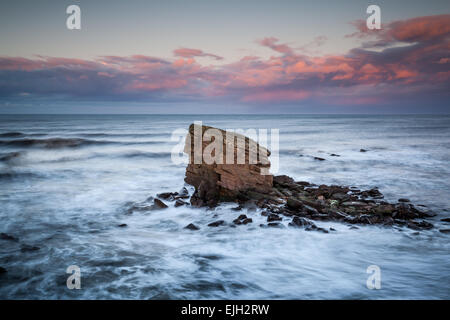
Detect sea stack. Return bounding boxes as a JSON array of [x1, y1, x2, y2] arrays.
[[184, 123, 273, 206]]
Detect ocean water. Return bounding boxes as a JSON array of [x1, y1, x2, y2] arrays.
[[0, 114, 449, 299]]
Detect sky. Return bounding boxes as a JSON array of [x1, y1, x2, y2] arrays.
[[0, 0, 449, 114]]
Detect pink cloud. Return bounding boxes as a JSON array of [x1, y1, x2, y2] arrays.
[[0, 14, 448, 108], [173, 48, 223, 60], [258, 37, 294, 55]]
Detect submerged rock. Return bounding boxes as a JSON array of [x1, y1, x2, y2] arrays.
[[208, 220, 225, 227], [0, 233, 18, 241], [0, 266, 7, 274], [184, 223, 200, 231]]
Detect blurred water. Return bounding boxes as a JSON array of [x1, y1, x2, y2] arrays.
[[0, 114, 449, 299]]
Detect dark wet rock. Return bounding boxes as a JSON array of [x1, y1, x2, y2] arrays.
[[330, 227, 336, 231], [234, 215, 252, 225], [20, 245, 40, 252], [267, 214, 282, 222], [273, 175, 294, 186], [330, 192, 348, 201], [231, 205, 242, 211], [208, 220, 225, 227], [0, 233, 18, 241], [154, 198, 168, 209], [157, 192, 177, 200], [439, 229, 450, 234], [398, 198, 410, 203], [289, 216, 314, 228], [330, 154, 340, 157], [314, 157, 325, 161], [174, 199, 188, 207], [117, 224, 127, 227], [233, 214, 247, 225], [441, 218, 450, 223], [0, 266, 7, 274], [407, 220, 433, 230], [286, 198, 303, 210], [267, 222, 283, 228], [306, 226, 329, 233], [360, 149, 368, 152], [184, 223, 200, 231], [373, 204, 395, 215]]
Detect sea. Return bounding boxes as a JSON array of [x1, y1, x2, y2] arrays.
[[0, 114, 449, 299]]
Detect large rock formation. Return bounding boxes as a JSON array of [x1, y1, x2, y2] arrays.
[[184, 123, 273, 206]]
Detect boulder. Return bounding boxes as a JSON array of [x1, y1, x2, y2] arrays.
[[184, 124, 273, 206]]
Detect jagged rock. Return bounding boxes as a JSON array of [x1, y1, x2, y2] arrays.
[[154, 198, 168, 209], [174, 199, 188, 207], [184, 124, 272, 207], [184, 223, 200, 231], [267, 214, 282, 222]]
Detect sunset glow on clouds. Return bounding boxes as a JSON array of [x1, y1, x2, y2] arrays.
[[0, 14, 449, 111]]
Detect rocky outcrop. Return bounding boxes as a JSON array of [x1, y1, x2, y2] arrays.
[[178, 124, 436, 231], [184, 123, 273, 207]]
